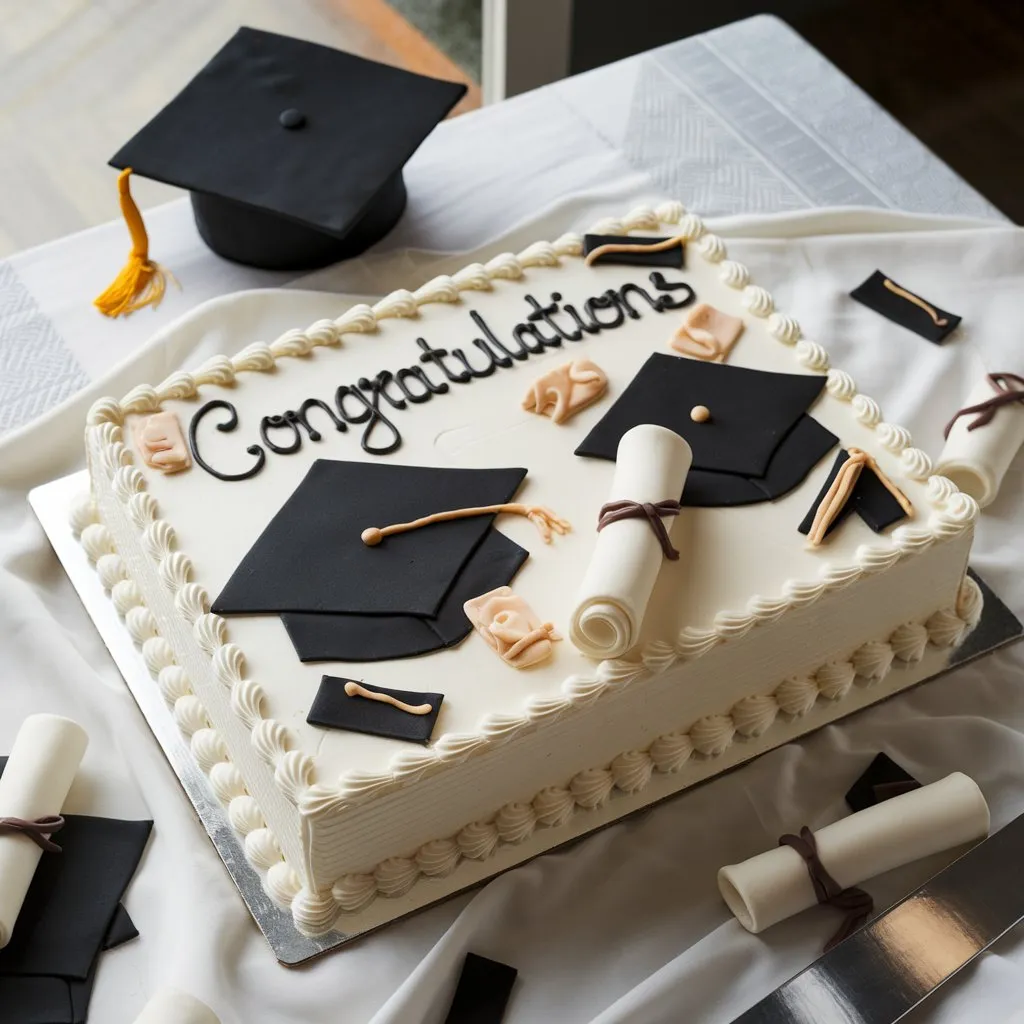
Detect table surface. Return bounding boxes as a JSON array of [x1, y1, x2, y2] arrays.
[[2, 15, 1020, 1024], [0, 15, 1000, 438]]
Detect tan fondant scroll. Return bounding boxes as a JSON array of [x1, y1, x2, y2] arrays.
[[522, 359, 608, 424], [343, 681, 432, 716], [131, 411, 191, 474], [669, 303, 744, 363], [808, 447, 913, 547], [362, 503, 571, 546], [463, 586, 561, 669]]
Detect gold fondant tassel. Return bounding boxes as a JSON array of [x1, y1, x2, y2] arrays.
[[94, 169, 173, 318], [362, 502, 571, 547]]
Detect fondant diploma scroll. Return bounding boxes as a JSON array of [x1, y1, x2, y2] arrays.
[[717, 772, 989, 936], [464, 586, 561, 669], [936, 373, 1024, 507], [0, 713, 89, 947], [570, 424, 692, 660]]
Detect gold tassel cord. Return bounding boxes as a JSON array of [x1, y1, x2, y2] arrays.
[[361, 503, 572, 547], [94, 168, 174, 318], [584, 234, 686, 267]]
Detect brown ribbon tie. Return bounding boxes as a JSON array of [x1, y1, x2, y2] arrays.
[[598, 499, 682, 560], [944, 372, 1024, 438], [0, 814, 66, 854], [778, 825, 874, 952]]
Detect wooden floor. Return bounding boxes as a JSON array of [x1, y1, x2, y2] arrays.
[[0, 0, 479, 257]]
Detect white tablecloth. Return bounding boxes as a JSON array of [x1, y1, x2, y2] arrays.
[[2, 15, 1022, 1024]]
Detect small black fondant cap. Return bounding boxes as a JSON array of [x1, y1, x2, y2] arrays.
[[109, 27, 467, 270]]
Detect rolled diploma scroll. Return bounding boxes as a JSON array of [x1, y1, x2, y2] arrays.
[[718, 772, 989, 934], [936, 377, 1024, 507], [134, 989, 220, 1024], [570, 424, 692, 660], [0, 713, 88, 948]]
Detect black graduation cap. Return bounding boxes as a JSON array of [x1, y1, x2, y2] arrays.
[[0, 757, 151, 1024], [845, 753, 921, 813], [108, 27, 466, 270], [850, 270, 960, 344], [212, 459, 529, 662], [575, 353, 838, 507], [797, 449, 910, 539], [307, 676, 444, 744]]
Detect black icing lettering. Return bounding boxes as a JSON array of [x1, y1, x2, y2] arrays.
[[189, 400, 266, 482], [450, 343, 498, 378], [617, 283, 662, 319], [512, 321, 556, 353], [470, 311, 525, 363], [334, 384, 402, 455], [291, 398, 348, 442], [395, 366, 446, 404], [525, 292, 583, 342], [260, 414, 303, 455], [415, 337, 472, 384], [584, 292, 625, 329], [560, 300, 601, 336], [649, 271, 696, 310], [357, 370, 408, 412]]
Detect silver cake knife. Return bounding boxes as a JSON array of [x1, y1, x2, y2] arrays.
[[732, 810, 1024, 1023]]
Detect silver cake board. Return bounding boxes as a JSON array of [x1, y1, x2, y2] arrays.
[[30, 470, 1024, 966]]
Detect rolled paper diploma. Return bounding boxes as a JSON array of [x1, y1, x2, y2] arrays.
[[134, 989, 221, 1024], [0, 713, 88, 948], [718, 772, 989, 935], [937, 376, 1024, 507], [570, 424, 692, 660]]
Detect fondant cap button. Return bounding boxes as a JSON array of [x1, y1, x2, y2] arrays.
[[279, 108, 306, 129]]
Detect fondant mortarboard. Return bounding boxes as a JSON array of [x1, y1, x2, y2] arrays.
[[108, 27, 466, 271], [845, 753, 921, 814], [575, 354, 837, 507], [213, 460, 529, 662], [0, 758, 150, 1024], [850, 270, 961, 344]]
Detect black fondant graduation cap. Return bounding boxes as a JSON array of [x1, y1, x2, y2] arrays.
[[850, 270, 960, 344], [797, 449, 910, 538], [109, 27, 466, 270], [213, 460, 529, 662], [308, 676, 444, 744], [845, 753, 921, 813], [575, 353, 837, 506], [0, 757, 150, 1024]]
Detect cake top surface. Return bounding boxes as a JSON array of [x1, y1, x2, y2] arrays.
[[85, 202, 976, 809]]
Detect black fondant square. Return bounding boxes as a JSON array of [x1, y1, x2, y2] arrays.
[[845, 753, 921, 813], [0, 815, 152, 980], [582, 233, 684, 268], [307, 676, 444, 744], [576, 354, 829, 481], [281, 529, 528, 662], [797, 449, 910, 538], [101, 904, 138, 951], [213, 460, 527, 619], [444, 952, 518, 1024], [850, 270, 960, 344]]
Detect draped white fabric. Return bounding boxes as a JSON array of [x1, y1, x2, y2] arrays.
[[3, 205, 1024, 1023]]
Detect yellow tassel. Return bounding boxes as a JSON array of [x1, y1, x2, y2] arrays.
[[94, 168, 173, 318]]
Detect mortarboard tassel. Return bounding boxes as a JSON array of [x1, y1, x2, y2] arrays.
[[94, 168, 173, 318]]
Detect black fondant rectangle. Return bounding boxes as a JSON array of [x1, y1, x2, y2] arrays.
[[846, 753, 920, 813], [583, 233, 684, 268], [444, 952, 518, 1024], [307, 676, 444, 744], [850, 270, 960, 343]]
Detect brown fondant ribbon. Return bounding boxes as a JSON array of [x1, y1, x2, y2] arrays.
[[943, 373, 1024, 439], [778, 825, 874, 952], [0, 814, 66, 854], [597, 499, 682, 560]]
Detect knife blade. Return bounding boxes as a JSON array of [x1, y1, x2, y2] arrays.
[[733, 810, 1024, 1023]]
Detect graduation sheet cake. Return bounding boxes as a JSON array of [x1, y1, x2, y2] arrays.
[[77, 203, 982, 936]]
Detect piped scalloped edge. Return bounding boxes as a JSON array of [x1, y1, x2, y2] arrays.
[[80, 201, 981, 935], [268, 575, 986, 931]]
